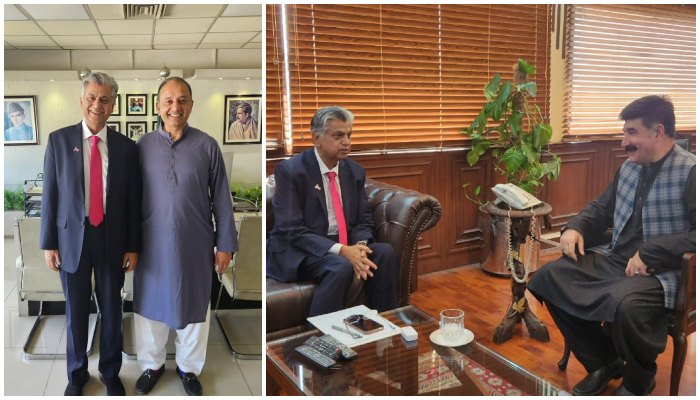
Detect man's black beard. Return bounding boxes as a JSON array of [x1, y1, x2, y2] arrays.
[[625, 145, 637, 152]]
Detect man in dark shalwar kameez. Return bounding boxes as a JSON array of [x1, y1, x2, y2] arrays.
[[527, 95, 695, 396], [132, 77, 238, 396]]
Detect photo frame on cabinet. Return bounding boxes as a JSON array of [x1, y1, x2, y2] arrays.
[[224, 94, 261, 144], [4, 96, 39, 145], [126, 94, 147, 116], [126, 121, 147, 140]]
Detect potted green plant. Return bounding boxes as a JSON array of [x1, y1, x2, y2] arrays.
[[4, 187, 24, 236], [462, 59, 560, 276]]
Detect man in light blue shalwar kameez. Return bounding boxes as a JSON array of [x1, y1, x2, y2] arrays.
[[133, 77, 238, 396]]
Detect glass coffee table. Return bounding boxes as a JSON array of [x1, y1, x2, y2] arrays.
[[266, 306, 566, 396]]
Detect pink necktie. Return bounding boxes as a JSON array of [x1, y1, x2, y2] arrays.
[[326, 171, 347, 245], [89, 136, 104, 226]]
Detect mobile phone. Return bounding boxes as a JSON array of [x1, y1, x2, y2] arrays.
[[343, 315, 384, 334]]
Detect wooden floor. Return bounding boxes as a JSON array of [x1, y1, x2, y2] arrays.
[[410, 252, 696, 396]]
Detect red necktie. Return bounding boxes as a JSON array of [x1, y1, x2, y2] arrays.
[[89, 135, 104, 226], [326, 171, 347, 245]]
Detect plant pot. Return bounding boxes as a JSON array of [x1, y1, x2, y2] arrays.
[[478, 205, 542, 277], [4, 211, 24, 237]]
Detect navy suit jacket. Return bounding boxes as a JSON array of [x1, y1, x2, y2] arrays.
[[267, 149, 374, 283], [39, 122, 142, 274]]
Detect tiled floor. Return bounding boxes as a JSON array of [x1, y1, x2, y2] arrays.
[[4, 238, 262, 396]]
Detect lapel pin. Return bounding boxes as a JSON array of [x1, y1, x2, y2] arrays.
[[73, 147, 80, 152], [314, 184, 321, 191]]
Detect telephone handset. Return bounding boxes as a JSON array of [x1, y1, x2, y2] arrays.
[[491, 183, 542, 210]]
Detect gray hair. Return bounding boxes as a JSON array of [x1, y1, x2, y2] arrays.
[[81, 72, 119, 101], [310, 106, 354, 136]]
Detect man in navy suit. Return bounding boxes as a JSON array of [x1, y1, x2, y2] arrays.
[[40, 72, 141, 396], [267, 106, 399, 319]]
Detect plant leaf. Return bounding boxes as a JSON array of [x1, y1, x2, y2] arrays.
[[518, 59, 535, 75], [502, 147, 526, 174], [508, 112, 523, 138], [517, 82, 537, 97], [495, 81, 511, 106], [533, 123, 552, 148], [474, 185, 481, 197], [483, 74, 501, 101], [492, 148, 500, 159], [467, 149, 479, 166]]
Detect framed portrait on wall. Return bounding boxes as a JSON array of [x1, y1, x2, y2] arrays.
[[112, 94, 121, 116], [106, 122, 121, 133], [151, 94, 158, 116], [126, 94, 147, 116], [224, 94, 261, 144], [152, 120, 159, 131], [126, 121, 147, 140], [4, 96, 39, 146]]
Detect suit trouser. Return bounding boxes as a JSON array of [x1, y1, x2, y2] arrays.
[[299, 241, 400, 318], [59, 219, 125, 384], [544, 284, 669, 394], [134, 305, 210, 375]]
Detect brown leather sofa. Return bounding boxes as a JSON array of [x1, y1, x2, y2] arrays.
[[266, 174, 441, 341]]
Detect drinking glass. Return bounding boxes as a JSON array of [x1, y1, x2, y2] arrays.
[[439, 309, 465, 343]]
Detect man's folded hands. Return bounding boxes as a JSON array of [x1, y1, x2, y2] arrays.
[[339, 244, 377, 280]]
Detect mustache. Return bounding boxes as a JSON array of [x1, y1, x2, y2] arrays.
[[625, 145, 637, 152]]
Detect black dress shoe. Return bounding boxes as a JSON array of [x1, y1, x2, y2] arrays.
[[572, 359, 625, 396], [99, 374, 126, 396], [613, 380, 656, 396], [135, 365, 166, 395], [64, 374, 90, 396], [176, 366, 202, 396]]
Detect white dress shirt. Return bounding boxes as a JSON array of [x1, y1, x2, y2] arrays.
[[82, 120, 109, 217], [314, 147, 344, 255]]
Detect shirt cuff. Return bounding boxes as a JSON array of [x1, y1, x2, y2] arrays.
[[329, 243, 343, 255]]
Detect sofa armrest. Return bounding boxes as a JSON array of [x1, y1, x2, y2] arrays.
[[364, 179, 442, 306], [673, 253, 696, 326]]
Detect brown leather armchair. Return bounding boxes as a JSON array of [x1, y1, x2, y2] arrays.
[[557, 252, 696, 395], [265, 175, 441, 341]]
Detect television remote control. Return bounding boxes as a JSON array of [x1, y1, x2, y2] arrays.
[[304, 336, 343, 360], [318, 334, 358, 359], [295, 344, 337, 368]]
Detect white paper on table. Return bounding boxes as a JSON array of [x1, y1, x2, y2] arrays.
[[306, 305, 401, 347]]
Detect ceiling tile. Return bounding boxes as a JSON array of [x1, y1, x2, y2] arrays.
[[164, 5, 224, 19], [21, 4, 90, 20], [210, 16, 262, 33], [4, 36, 56, 47], [52, 35, 104, 47], [202, 32, 257, 44], [153, 44, 199, 50], [153, 33, 204, 45], [5, 5, 28, 20], [14, 46, 62, 50], [198, 43, 245, 49], [249, 32, 261, 43], [87, 4, 124, 20], [37, 20, 99, 36], [242, 42, 262, 49], [222, 4, 262, 17], [107, 45, 153, 50], [155, 18, 214, 34], [96, 19, 154, 35], [64, 45, 107, 50], [4, 21, 44, 36], [103, 35, 152, 46]]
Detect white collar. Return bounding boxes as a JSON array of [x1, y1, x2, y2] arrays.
[[314, 147, 339, 176], [81, 119, 108, 143]]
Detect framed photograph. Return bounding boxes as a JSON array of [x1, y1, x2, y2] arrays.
[[224, 94, 261, 144], [106, 121, 121, 133], [4, 96, 39, 145], [152, 120, 159, 131], [151, 94, 158, 116], [112, 94, 121, 116], [126, 121, 147, 140], [126, 94, 147, 116]]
